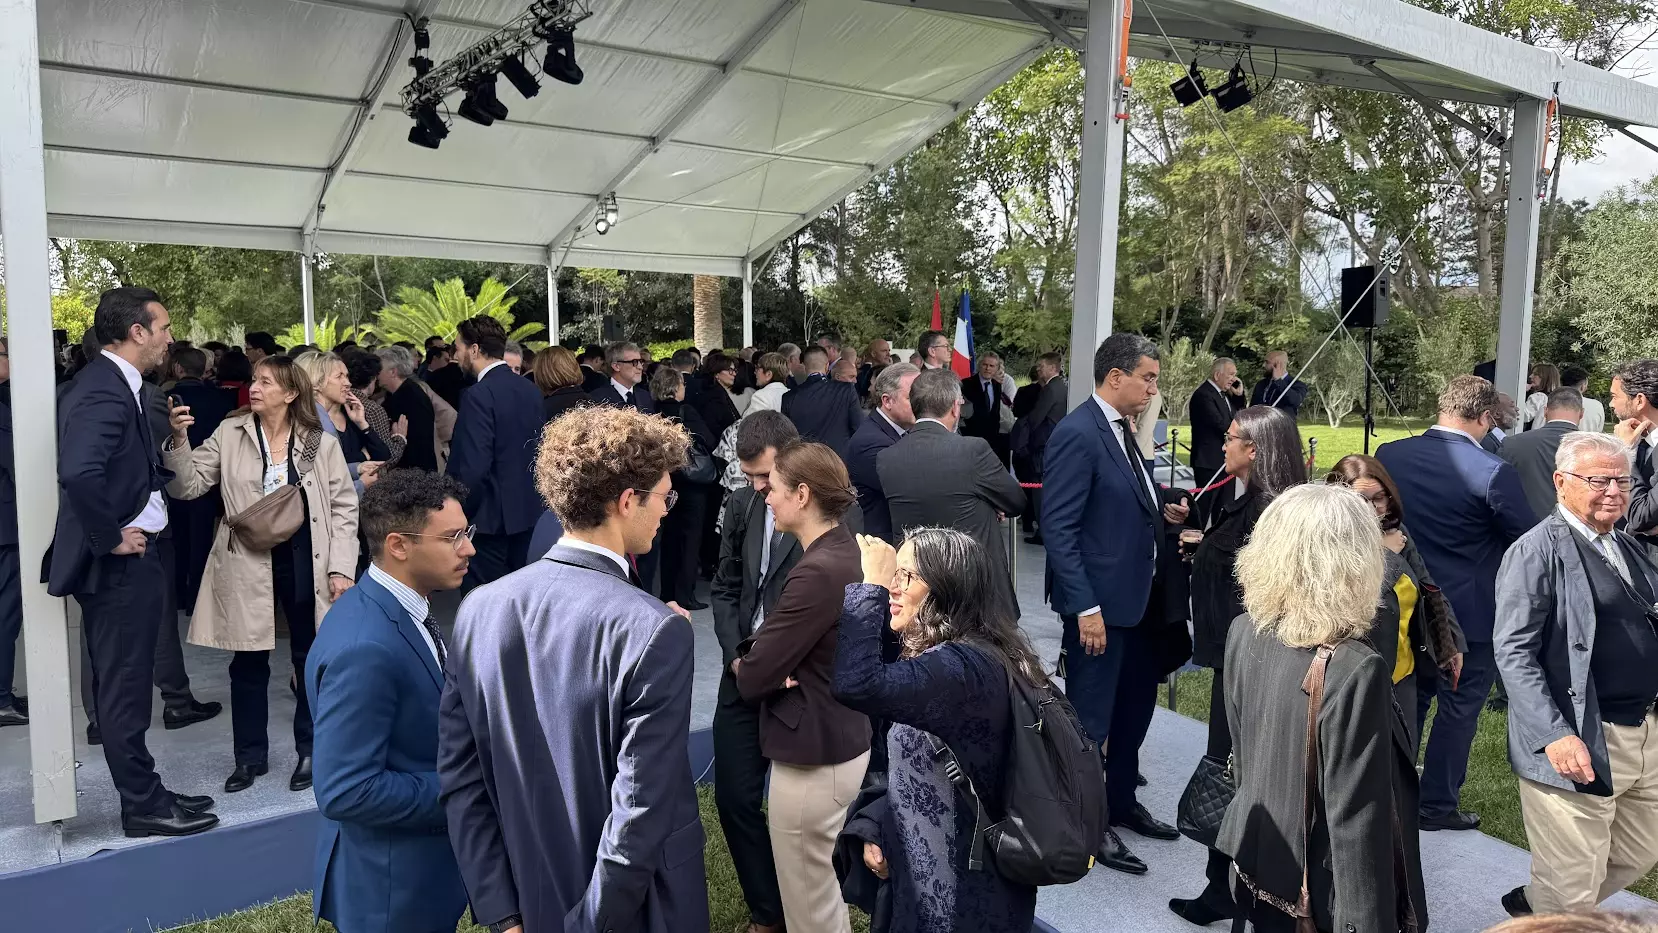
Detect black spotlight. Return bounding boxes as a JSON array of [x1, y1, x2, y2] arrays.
[[1170, 62, 1208, 107], [408, 101, 448, 149], [458, 73, 509, 126], [543, 26, 583, 85], [1211, 64, 1254, 113], [500, 55, 541, 99]]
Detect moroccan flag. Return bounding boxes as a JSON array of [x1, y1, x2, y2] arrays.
[[930, 289, 943, 331], [951, 291, 974, 379]]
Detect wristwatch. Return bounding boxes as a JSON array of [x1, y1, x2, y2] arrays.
[[489, 915, 523, 933]]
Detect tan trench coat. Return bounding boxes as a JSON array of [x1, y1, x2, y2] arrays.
[[164, 413, 360, 652]]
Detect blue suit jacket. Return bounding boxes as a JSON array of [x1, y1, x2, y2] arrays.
[[1040, 396, 1162, 624], [306, 572, 467, 933], [439, 545, 708, 933], [1376, 429, 1539, 641], [446, 364, 547, 537], [846, 410, 903, 542]]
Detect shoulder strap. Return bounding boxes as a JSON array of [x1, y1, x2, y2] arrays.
[[1296, 645, 1334, 933]]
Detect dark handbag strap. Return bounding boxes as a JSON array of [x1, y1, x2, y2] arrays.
[[254, 415, 317, 482], [1296, 645, 1334, 933], [927, 730, 990, 872]]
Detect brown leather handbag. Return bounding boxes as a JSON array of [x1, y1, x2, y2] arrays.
[[224, 424, 320, 552]]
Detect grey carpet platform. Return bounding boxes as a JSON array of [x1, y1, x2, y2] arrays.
[[0, 536, 1651, 932]]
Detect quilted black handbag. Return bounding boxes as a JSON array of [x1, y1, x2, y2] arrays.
[[1175, 751, 1235, 848]]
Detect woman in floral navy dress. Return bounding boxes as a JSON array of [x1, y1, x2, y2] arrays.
[[834, 527, 1044, 933]]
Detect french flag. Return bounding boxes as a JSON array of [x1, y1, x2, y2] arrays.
[[951, 291, 974, 378]]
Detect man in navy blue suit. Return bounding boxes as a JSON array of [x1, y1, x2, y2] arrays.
[[446, 315, 547, 591], [165, 346, 236, 615], [1377, 375, 1538, 831], [307, 469, 474, 933], [588, 340, 656, 413], [1041, 332, 1175, 875], [781, 346, 863, 458], [845, 362, 918, 542], [48, 287, 218, 837]]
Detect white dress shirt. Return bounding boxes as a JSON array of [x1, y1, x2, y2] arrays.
[[610, 377, 637, 405], [1077, 393, 1159, 618], [102, 349, 168, 533], [753, 505, 776, 632], [877, 409, 907, 436], [1428, 423, 1481, 447], [556, 536, 631, 577], [477, 359, 508, 381], [1558, 504, 1634, 585], [366, 563, 438, 663]]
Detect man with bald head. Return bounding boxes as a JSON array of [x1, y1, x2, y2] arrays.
[[1249, 350, 1309, 420]]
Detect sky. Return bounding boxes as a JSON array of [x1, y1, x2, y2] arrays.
[[1557, 47, 1658, 204]]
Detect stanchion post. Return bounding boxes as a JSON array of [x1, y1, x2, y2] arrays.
[[1166, 671, 1179, 714], [1006, 513, 1019, 583]]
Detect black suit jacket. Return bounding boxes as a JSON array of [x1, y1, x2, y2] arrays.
[[846, 411, 904, 542], [383, 377, 438, 473], [1187, 380, 1244, 474], [711, 486, 803, 669], [1498, 420, 1576, 521], [877, 421, 1025, 614], [579, 365, 607, 393], [1250, 375, 1309, 418], [0, 397, 15, 548], [960, 374, 1006, 441], [446, 364, 547, 537], [168, 378, 237, 449], [47, 354, 169, 595], [588, 382, 656, 414], [1625, 436, 1658, 551], [781, 374, 863, 457]]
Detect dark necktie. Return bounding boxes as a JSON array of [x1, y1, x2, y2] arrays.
[[421, 613, 447, 667], [623, 390, 634, 407], [1117, 418, 1152, 507]]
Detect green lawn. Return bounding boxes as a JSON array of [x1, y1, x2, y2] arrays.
[[1171, 416, 1433, 475], [166, 786, 865, 933], [1159, 668, 1658, 901]]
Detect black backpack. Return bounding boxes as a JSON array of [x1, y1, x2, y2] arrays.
[[929, 666, 1106, 886]]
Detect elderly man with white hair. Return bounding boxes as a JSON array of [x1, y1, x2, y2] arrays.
[[1495, 431, 1658, 919]]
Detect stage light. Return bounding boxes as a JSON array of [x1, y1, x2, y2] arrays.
[[1170, 63, 1208, 107], [458, 73, 509, 125], [413, 17, 430, 52], [604, 192, 619, 225], [500, 55, 541, 99], [595, 217, 611, 235], [1211, 64, 1254, 113], [407, 101, 448, 149], [542, 26, 583, 85]]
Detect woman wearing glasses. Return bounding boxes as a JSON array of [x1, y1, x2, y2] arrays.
[[833, 527, 1046, 933], [1326, 454, 1466, 751], [734, 442, 869, 933], [165, 356, 360, 795], [1170, 404, 1305, 927]]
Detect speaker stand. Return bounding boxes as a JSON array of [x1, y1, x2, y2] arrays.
[[1362, 326, 1376, 455]]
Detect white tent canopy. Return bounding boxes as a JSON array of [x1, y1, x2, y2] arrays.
[[2, 0, 1656, 825]]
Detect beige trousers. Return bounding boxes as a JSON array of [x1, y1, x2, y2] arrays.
[[1519, 713, 1658, 912], [767, 750, 871, 933]]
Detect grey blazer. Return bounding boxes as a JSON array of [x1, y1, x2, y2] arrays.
[[711, 486, 802, 668], [438, 545, 710, 933], [1498, 420, 1576, 521], [1495, 511, 1658, 795]]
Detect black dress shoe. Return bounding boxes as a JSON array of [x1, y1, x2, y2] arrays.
[[123, 802, 220, 838], [0, 705, 27, 727], [173, 793, 216, 814], [1169, 896, 1232, 926], [679, 598, 710, 611], [1420, 810, 1480, 831], [1137, 771, 1149, 787], [224, 762, 268, 793], [86, 723, 101, 746], [1113, 802, 1180, 841], [163, 699, 222, 730], [290, 756, 313, 792], [1502, 885, 1533, 918], [1096, 829, 1148, 875], [1024, 533, 1044, 546], [12, 695, 26, 714]]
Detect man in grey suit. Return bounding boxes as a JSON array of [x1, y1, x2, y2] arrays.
[[878, 368, 1026, 615], [1500, 388, 1585, 520], [439, 406, 708, 933]]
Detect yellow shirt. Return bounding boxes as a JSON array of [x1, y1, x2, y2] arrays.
[[1393, 573, 1418, 684]]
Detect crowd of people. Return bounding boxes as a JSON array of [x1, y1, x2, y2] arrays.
[[5, 285, 1658, 933]]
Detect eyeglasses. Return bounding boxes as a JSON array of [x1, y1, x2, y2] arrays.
[[633, 488, 679, 511], [891, 568, 921, 592], [616, 358, 646, 367], [1222, 432, 1251, 445], [1564, 472, 1635, 493], [398, 525, 476, 551]]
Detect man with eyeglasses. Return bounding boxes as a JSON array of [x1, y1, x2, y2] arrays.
[[1495, 431, 1658, 919], [589, 340, 656, 413], [305, 469, 475, 933], [916, 330, 952, 371], [1377, 375, 1539, 834]]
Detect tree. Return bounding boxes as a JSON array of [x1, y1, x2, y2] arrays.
[[692, 275, 722, 352], [368, 277, 542, 346], [280, 316, 360, 351], [1559, 178, 1658, 362]]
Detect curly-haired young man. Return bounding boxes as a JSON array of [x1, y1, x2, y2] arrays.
[[439, 405, 707, 933]]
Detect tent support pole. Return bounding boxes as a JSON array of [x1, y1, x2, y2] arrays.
[[300, 251, 317, 345], [1495, 98, 1548, 405], [0, 0, 77, 823], [547, 262, 561, 345], [743, 260, 755, 349], [1068, 0, 1131, 411]]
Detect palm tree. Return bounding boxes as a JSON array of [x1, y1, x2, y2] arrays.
[[280, 316, 359, 351], [368, 276, 543, 346], [692, 274, 722, 352]]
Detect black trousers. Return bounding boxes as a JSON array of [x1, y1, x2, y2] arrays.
[[462, 529, 534, 592], [712, 673, 784, 927], [170, 491, 219, 615], [0, 544, 21, 708], [1062, 616, 1161, 818], [77, 545, 172, 817], [659, 484, 709, 605], [229, 542, 315, 767], [82, 534, 193, 727]]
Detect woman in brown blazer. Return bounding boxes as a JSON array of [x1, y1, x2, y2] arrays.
[[165, 355, 359, 796], [735, 441, 869, 933]]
